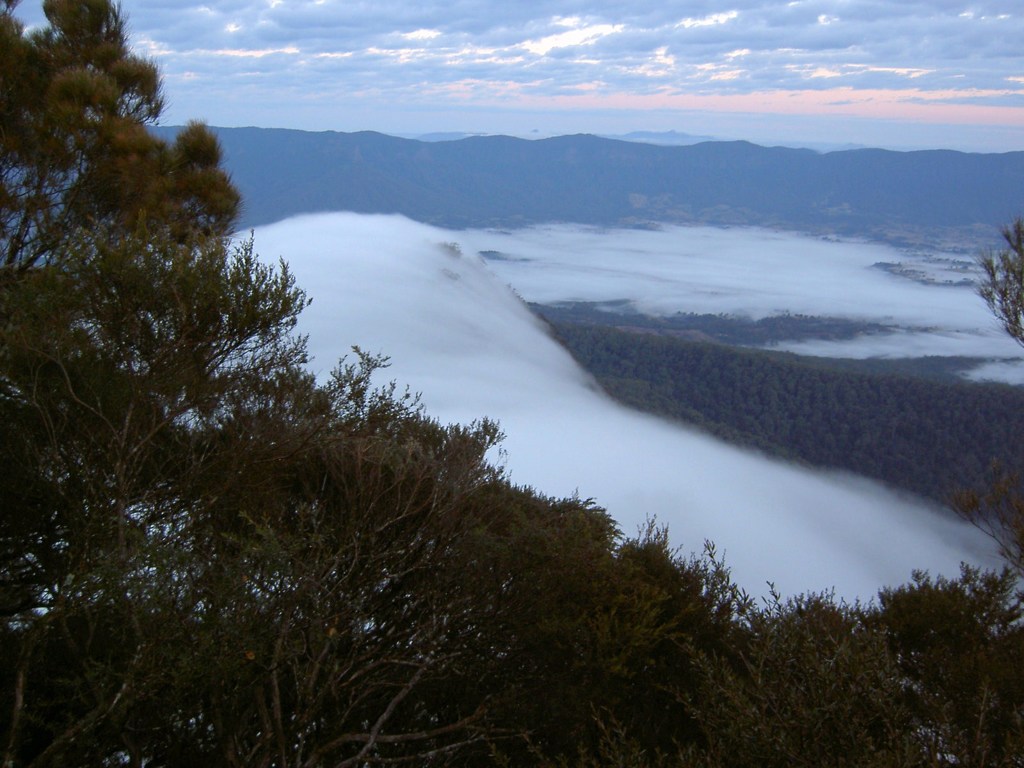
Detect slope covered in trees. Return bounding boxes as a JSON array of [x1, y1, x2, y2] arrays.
[[541, 317, 1024, 505], [3, 2, 1024, 766]]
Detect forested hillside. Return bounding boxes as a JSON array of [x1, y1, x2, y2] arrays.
[[4, 2, 1024, 766], [542, 317, 1024, 504], [154, 125, 1024, 250]]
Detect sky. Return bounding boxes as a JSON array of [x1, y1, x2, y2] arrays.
[[13, 0, 1024, 151], [252, 212, 996, 599]]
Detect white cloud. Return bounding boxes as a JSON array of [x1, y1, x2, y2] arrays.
[[521, 22, 625, 56], [789, 63, 935, 81], [402, 29, 442, 41], [136, 36, 173, 57], [14, 0, 1024, 150], [458, 223, 1020, 365], [365, 46, 433, 64], [689, 62, 745, 81], [211, 46, 299, 58], [675, 11, 739, 30], [624, 46, 676, 77], [252, 213, 998, 600], [855, 65, 933, 79]]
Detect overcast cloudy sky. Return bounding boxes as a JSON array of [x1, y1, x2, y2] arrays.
[[15, 1, 1024, 150]]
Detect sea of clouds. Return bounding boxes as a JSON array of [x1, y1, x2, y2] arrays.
[[455, 224, 1024, 382], [254, 213, 1000, 600]]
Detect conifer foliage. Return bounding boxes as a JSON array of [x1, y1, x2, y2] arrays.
[[0, 3, 728, 764], [0, 0, 239, 272], [0, 2, 514, 763], [960, 217, 1024, 578], [1, 2, 1023, 766]]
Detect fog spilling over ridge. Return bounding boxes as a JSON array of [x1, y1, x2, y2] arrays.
[[255, 213, 994, 599]]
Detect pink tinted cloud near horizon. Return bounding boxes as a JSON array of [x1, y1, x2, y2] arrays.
[[434, 84, 1024, 127], [11, 0, 1024, 150]]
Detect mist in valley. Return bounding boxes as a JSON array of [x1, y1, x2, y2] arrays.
[[456, 224, 1024, 382], [253, 213, 999, 599]]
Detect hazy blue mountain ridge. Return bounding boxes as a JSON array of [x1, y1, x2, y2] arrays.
[[155, 126, 1024, 249]]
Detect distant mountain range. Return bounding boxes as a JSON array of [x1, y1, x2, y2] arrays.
[[407, 129, 721, 147], [157, 126, 1024, 249]]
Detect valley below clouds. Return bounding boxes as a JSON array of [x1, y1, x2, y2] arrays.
[[254, 212, 1003, 599]]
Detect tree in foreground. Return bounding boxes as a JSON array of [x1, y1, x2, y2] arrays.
[[4, 1, 1024, 765], [0, 0, 239, 273], [1, 3, 736, 765], [0, 1, 505, 763], [954, 216, 1024, 577]]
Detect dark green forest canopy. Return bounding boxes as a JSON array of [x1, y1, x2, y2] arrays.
[[534, 301, 1010, 381], [540, 313, 1024, 506], [537, 301, 903, 351], [3, 2, 1024, 765]]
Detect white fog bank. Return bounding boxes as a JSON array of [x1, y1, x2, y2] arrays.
[[455, 224, 1024, 381], [255, 213, 995, 600]]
